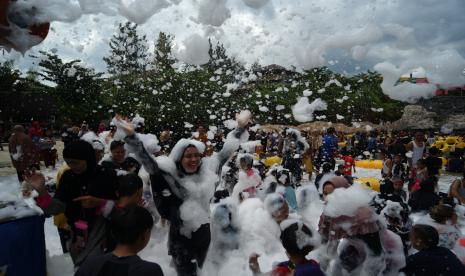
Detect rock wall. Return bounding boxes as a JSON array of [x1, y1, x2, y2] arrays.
[[418, 96, 465, 116], [392, 104, 465, 130]]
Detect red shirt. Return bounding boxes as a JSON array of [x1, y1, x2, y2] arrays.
[[343, 155, 354, 176]]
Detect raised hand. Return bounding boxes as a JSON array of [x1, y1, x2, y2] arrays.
[[114, 114, 135, 136], [236, 110, 252, 128], [248, 253, 261, 274]]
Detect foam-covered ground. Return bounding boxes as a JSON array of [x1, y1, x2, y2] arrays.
[[0, 165, 462, 276]]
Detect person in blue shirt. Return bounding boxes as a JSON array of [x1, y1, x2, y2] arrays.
[[322, 127, 338, 169]]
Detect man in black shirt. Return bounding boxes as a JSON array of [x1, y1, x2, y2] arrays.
[[75, 205, 164, 276]]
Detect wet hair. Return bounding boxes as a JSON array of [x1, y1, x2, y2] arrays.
[[322, 181, 335, 191], [63, 140, 96, 171], [430, 204, 455, 224], [110, 204, 154, 245], [322, 163, 332, 173], [440, 196, 456, 208], [182, 144, 198, 157], [117, 174, 143, 198], [428, 147, 439, 156], [280, 222, 314, 256], [239, 155, 254, 168], [13, 125, 25, 132], [110, 140, 125, 151], [380, 179, 394, 194], [135, 124, 144, 132], [412, 224, 439, 248], [264, 193, 286, 216]]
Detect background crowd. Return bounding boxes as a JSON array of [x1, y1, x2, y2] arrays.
[[5, 115, 465, 276]]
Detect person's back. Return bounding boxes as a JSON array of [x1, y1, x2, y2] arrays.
[[408, 190, 439, 212], [76, 253, 163, 276], [402, 224, 465, 276], [367, 136, 377, 152], [408, 179, 439, 212], [9, 125, 38, 181], [424, 155, 442, 176], [404, 246, 465, 276], [75, 205, 163, 276], [393, 139, 406, 156]]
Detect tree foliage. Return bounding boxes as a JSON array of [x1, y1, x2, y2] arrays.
[[103, 21, 149, 75], [2, 22, 404, 133]]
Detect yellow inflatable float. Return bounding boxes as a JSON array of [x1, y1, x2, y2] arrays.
[[355, 160, 383, 169], [432, 136, 464, 153], [456, 142, 465, 149], [355, 177, 381, 192], [446, 136, 458, 145], [264, 156, 282, 167], [441, 144, 450, 153]]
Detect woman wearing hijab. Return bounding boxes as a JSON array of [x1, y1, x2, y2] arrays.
[[117, 111, 252, 276], [29, 140, 118, 266]]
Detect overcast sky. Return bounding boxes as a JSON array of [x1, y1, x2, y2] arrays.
[[2, 0, 465, 88]]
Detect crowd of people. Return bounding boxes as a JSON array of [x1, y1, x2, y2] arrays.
[[5, 114, 465, 275]]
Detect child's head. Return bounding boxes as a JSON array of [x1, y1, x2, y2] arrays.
[[280, 220, 317, 258], [322, 182, 335, 200], [410, 224, 439, 250], [110, 204, 153, 252], [337, 164, 344, 173], [239, 154, 254, 171], [116, 174, 143, 207], [110, 140, 126, 163], [430, 204, 457, 225], [322, 162, 332, 173], [265, 193, 289, 223], [391, 177, 404, 191]]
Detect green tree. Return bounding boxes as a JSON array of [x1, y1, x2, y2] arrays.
[[103, 21, 149, 75], [35, 51, 106, 124], [153, 32, 176, 73]]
